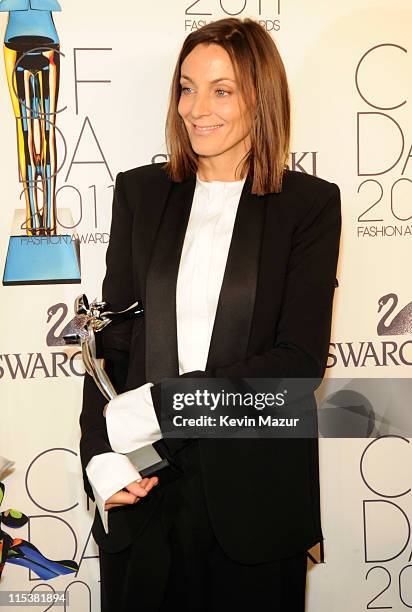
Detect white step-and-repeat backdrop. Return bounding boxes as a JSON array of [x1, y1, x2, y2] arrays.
[[1, 1, 411, 610]]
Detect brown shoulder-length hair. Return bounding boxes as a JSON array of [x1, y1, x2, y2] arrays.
[[162, 17, 290, 195]]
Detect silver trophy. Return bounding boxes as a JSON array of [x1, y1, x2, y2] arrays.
[[64, 294, 171, 478]]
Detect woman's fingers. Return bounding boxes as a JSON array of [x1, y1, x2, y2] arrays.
[[105, 502, 125, 510], [141, 476, 159, 494], [104, 476, 159, 511], [104, 489, 138, 509], [125, 476, 159, 498]]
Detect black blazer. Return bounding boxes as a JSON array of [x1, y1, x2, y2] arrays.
[[79, 162, 341, 563]]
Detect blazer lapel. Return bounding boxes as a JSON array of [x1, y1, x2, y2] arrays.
[[145, 173, 196, 383], [205, 177, 267, 370], [144, 171, 267, 384]]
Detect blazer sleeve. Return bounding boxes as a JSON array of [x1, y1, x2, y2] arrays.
[[150, 182, 342, 435], [79, 171, 137, 500]]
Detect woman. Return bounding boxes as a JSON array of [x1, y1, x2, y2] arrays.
[[80, 17, 341, 612]]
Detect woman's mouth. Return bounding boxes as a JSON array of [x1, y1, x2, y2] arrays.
[[192, 123, 223, 134]]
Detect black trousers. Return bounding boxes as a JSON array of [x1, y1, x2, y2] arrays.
[[99, 441, 308, 612]]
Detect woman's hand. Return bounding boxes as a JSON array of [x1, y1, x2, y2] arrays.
[[104, 476, 159, 511]]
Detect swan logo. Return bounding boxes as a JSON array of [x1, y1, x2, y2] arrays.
[[46, 302, 81, 347], [0, 302, 83, 381], [328, 293, 412, 368], [377, 293, 412, 336]]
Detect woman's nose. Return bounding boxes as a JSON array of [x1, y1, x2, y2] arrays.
[[190, 92, 212, 118]]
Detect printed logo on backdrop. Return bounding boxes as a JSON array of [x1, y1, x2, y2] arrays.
[[0, 451, 97, 606], [328, 292, 412, 368], [24, 449, 97, 604], [153, 151, 319, 174], [1, 3, 113, 286], [361, 436, 412, 609], [356, 43, 412, 239], [184, 0, 281, 32], [0, 302, 83, 381]]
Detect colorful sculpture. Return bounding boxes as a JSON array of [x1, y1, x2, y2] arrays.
[[0, 461, 78, 580]]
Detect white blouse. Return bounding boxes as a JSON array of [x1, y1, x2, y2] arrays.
[[86, 173, 246, 532]]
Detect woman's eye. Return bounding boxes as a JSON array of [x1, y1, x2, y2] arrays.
[[180, 86, 229, 97]]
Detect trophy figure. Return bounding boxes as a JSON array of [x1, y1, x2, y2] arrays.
[[64, 294, 173, 478], [2, 1, 80, 285]]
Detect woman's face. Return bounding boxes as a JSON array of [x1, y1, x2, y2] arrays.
[[178, 43, 252, 167]]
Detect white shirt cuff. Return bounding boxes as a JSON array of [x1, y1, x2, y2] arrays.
[[86, 452, 142, 534], [105, 382, 163, 453]]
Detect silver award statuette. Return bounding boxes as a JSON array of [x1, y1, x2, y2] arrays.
[[64, 294, 171, 478]]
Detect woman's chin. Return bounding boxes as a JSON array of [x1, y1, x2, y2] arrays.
[[190, 144, 224, 157]]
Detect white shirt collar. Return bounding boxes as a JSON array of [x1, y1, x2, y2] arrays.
[[195, 172, 247, 195]]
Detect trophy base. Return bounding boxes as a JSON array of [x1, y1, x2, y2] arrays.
[[126, 441, 183, 486], [3, 209, 81, 286]]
